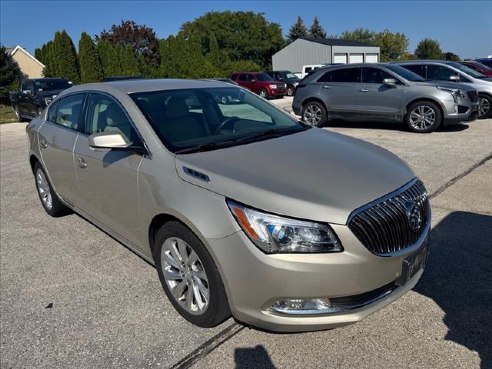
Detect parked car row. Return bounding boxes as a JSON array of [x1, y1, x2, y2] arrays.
[[293, 60, 492, 133]]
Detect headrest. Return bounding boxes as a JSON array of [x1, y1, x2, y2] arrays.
[[166, 98, 189, 119]]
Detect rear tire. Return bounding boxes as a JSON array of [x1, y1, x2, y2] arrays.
[[287, 86, 295, 96], [478, 94, 492, 119], [153, 221, 230, 328], [33, 162, 70, 217], [404, 101, 442, 133], [302, 101, 327, 127]]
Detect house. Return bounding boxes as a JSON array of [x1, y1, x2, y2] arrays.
[[272, 37, 381, 75], [6, 45, 44, 78]]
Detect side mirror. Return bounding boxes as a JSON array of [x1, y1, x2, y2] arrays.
[[250, 79, 256, 83], [89, 132, 145, 154], [449, 75, 460, 82], [383, 78, 397, 85]]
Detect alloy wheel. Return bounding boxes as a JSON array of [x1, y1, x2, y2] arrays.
[[409, 105, 436, 131], [161, 237, 210, 315], [36, 169, 53, 210], [303, 104, 323, 126], [478, 97, 490, 118], [259, 90, 267, 98]]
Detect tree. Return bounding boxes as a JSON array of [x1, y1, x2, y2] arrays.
[[340, 28, 376, 45], [96, 20, 160, 67], [96, 40, 121, 77], [287, 16, 309, 43], [78, 32, 103, 83], [374, 30, 409, 61], [444, 52, 460, 61], [117, 45, 139, 76], [415, 38, 443, 60], [0, 45, 22, 103], [52, 30, 80, 82], [309, 17, 326, 39], [180, 11, 284, 69]]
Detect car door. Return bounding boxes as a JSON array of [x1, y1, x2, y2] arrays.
[[72, 92, 145, 248], [359, 67, 403, 117], [316, 67, 360, 113], [239, 74, 255, 92], [38, 93, 86, 204], [18, 80, 33, 116]]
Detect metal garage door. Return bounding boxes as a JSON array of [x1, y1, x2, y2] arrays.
[[349, 54, 364, 63], [333, 54, 347, 64], [365, 54, 379, 63]]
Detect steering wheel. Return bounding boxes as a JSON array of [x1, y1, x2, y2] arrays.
[[214, 116, 239, 134]]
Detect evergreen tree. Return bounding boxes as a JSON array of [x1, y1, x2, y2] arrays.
[[287, 16, 308, 43], [415, 38, 443, 59], [34, 48, 43, 63], [0, 45, 22, 103], [309, 17, 326, 39], [207, 33, 221, 68], [96, 40, 121, 77], [118, 45, 139, 76], [53, 30, 80, 82], [78, 32, 103, 83], [42, 41, 56, 77]]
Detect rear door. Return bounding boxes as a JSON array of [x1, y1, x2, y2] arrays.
[[72, 92, 145, 248], [316, 67, 360, 113], [359, 67, 403, 117], [38, 93, 86, 203]]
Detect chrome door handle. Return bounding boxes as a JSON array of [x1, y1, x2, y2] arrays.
[[322, 85, 331, 89], [39, 140, 48, 149], [77, 157, 87, 168], [360, 88, 369, 92]]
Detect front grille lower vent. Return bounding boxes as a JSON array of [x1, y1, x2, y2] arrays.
[[467, 90, 478, 103], [348, 179, 429, 256]]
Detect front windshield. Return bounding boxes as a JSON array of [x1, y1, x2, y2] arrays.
[[130, 87, 306, 153], [285, 72, 298, 79], [447, 62, 486, 78], [34, 79, 72, 91], [255, 73, 274, 81], [384, 65, 425, 82]]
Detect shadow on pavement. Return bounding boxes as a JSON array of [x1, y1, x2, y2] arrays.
[[325, 120, 469, 133], [415, 211, 492, 369], [235, 345, 276, 369]]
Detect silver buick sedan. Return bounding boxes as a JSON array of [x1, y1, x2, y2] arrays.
[[27, 79, 430, 332]]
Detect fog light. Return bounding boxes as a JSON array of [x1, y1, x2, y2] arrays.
[[271, 298, 332, 315]]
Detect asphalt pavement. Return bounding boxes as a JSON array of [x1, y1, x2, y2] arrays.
[[1, 111, 491, 369]]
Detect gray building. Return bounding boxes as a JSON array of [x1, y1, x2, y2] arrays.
[[272, 37, 380, 75]]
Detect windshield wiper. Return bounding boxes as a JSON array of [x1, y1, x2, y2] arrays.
[[174, 140, 239, 154], [235, 127, 305, 144]]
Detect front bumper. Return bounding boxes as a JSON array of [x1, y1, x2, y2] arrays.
[[206, 223, 429, 332], [443, 100, 479, 125]]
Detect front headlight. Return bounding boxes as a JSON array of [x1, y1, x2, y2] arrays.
[[227, 200, 342, 254], [269, 84, 278, 89], [437, 86, 465, 99]]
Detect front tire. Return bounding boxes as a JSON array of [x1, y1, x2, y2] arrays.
[[302, 101, 327, 127], [34, 162, 70, 217], [13, 105, 27, 122], [478, 94, 492, 119], [259, 89, 268, 99], [404, 101, 442, 133], [153, 222, 230, 328], [287, 86, 295, 96]]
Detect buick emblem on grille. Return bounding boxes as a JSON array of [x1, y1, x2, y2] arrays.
[[405, 201, 422, 232]]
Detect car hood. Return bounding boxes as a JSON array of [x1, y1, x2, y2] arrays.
[[38, 89, 66, 98], [175, 129, 415, 225], [414, 80, 475, 91]]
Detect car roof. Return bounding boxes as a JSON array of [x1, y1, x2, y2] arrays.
[[63, 78, 233, 95]]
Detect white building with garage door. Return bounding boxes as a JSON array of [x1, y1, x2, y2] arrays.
[[272, 37, 380, 75]]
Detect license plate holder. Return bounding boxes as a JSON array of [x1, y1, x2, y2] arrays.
[[399, 246, 428, 285]]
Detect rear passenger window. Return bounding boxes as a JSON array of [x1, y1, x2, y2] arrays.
[[48, 94, 85, 131], [426, 65, 459, 81], [318, 68, 361, 83]]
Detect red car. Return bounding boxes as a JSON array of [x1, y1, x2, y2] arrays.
[[459, 61, 492, 77], [231, 72, 287, 98]]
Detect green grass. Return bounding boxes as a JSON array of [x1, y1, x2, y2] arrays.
[[0, 104, 18, 124]]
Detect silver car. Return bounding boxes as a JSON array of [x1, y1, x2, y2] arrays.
[[27, 79, 430, 332], [394, 60, 492, 119], [293, 63, 479, 132]]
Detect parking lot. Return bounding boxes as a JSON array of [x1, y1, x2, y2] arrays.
[[1, 110, 491, 368]]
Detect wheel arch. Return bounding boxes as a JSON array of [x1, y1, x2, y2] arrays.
[[404, 98, 445, 119], [301, 97, 328, 111]]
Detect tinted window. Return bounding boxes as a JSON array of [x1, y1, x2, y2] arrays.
[[400, 64, 425, 78], [362, 67, 398, 84], [318, 67, 360, 83], [446, 62, 485, 79], [385, 64, 425, 82], [34, 79, 72, 92], [49, 93, 85, 131], [426, 65, 458, 81], [255, 73, 274, 82], [238, 74, 248, 82], [85, 93, 137, 143]]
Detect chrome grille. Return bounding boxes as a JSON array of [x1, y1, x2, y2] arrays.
[[467, 90, 478, 103], [348, 179, 429, 256]]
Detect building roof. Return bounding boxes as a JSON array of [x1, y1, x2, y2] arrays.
[[6, 45, 45, 67], [299, 37, 375, 47]]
